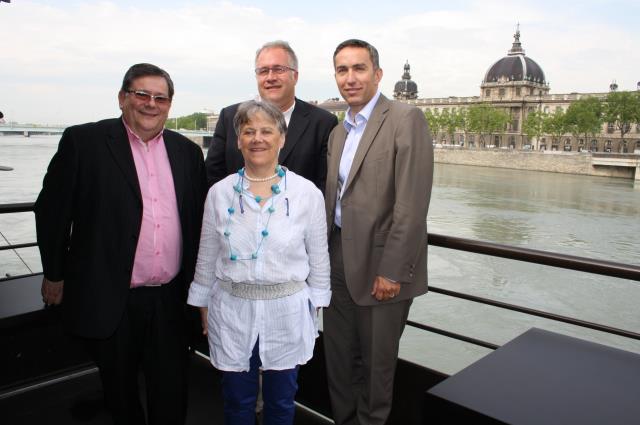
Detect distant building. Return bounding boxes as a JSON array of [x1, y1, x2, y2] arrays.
[[393, 61, 418, 100], [318, 28, 640, 154], [206, 113, 219, 133]]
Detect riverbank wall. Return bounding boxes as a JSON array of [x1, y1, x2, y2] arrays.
[[434, 148, 637, 179]]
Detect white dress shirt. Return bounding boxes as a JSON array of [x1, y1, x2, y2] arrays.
[[188, 170, 331, 371]]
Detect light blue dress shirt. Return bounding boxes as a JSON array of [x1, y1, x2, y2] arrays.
[[335, 91, 382, 228]]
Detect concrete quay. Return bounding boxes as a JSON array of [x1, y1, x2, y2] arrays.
[[434, 148, 640, 181]]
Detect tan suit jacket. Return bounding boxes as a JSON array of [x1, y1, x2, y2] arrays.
[[325, 94, 433, 306]]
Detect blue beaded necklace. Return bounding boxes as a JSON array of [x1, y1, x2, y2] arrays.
[[224, 165, 287, 261]]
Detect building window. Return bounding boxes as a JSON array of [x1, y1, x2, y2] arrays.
[[605, 140, 612, 152], [556, 106, 563, 113], [607, 123, 614, 133], [498, 88, 505, 97], [564, 138, 572, 151], [516, 87, 521, 96], [485, 89, 491, 97], [543, 106, 549, 113], [529, 88, 534, 95], [494, 135, 501, 147], [512, 119, 519, 131], [591, 139, 598, 152], [509, 136, 516, 148], [622, 141, 628, 153]]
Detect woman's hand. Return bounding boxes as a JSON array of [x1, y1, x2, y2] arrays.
[[199, 307, 209, 336]]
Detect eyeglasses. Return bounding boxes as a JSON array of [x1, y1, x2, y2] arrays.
[[254, 65, 297, 77], [126, 89, 171, 106]]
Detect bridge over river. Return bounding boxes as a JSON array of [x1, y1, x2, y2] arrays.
[[0, 124, 212, 146]]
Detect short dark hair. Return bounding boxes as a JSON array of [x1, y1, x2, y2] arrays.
[[233, 100, 287, 138], [120, 63, 174, 99], [333, 39, 380, 70]]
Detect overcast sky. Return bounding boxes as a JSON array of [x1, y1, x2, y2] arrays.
[[1, 0, 638, 124]]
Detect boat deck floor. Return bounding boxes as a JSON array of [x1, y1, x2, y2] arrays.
[[1, 352, 331, 425]]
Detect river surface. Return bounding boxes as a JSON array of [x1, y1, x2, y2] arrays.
[[1, 134, 639, 373]]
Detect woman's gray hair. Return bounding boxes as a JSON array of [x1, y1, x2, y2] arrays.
[[233, 100, 288, 137]]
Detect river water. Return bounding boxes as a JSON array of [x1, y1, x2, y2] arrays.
[[1, 134, 639, 373]]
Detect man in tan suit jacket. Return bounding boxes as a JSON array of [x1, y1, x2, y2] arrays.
[[324, 39, 433, 425]]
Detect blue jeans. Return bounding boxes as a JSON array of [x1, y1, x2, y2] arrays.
[[221, 340, 299, 425]]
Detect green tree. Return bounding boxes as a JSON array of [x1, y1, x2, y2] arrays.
[[604, 91, 640, 142], [458, 108, 473, 146], [167, 112, 208, 130], [542, 109, 567, 147], [336, 111, 345, 123], [441, 109, 463, 145], [523, 109, 546, 148], [564, 97, 603, 150], [467, 104, 510, 146], [424, 109, 443, 142]]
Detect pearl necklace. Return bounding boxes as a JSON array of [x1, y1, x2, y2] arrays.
[[224, 165, 287, 261], [244, 170, 279, 182]]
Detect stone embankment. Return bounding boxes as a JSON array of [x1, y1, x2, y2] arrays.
[[434, 148, 637, 179]]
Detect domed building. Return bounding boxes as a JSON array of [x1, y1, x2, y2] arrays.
[[393, 61, 418, 100], [318, 26, 640, 156], [481, 26, 549, 100]]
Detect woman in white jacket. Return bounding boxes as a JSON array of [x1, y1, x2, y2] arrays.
[[187, 100, 330, 425]]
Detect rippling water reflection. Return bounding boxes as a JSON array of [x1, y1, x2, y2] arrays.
[[1, 136, 639, 373]]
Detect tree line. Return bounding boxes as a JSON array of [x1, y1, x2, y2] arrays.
[[422, 91, 640, 148], [165, 112, 209, 130]]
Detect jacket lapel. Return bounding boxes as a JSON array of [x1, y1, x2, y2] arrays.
[[279, 98, 308, 163], [163, 131, 184, 216], [106, 119, 142, 203], [342, 95, 389, 195], [327, 124, 347, 198]]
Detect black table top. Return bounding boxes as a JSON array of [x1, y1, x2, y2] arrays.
[[428, 327, 640, 425]]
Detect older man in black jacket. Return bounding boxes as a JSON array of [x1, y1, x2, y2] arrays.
[[36, 63, 207, 425], [205, 40, 337, 191]]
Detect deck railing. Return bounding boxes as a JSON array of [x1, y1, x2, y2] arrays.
[[2, 202, 639, 351]]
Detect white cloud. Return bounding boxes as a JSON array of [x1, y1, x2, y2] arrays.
[[0, 0, 638, 123]]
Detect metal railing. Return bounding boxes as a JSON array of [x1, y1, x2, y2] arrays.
[[2, 202, 639, 349]]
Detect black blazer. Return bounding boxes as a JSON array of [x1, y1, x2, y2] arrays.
[[205, 98, 338, 191], [35, 118, 207, 339]]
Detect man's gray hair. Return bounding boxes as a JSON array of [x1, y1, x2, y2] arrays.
[[255, 40, 299, 70], [233, 100, 288, 137]]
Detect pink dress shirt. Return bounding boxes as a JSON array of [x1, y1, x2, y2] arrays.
[[123, 120, 182, 287]]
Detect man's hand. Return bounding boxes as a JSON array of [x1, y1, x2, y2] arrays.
[[199, 307, 209, 336], [371, 276, 400, 302], [41, 278, 64, 306]]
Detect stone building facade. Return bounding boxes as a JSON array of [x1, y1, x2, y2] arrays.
[[318, 28, 640, 154]]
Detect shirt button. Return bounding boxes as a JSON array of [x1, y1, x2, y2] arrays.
[[156, 224, 160, 228], [155, 251, 160, 255]]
